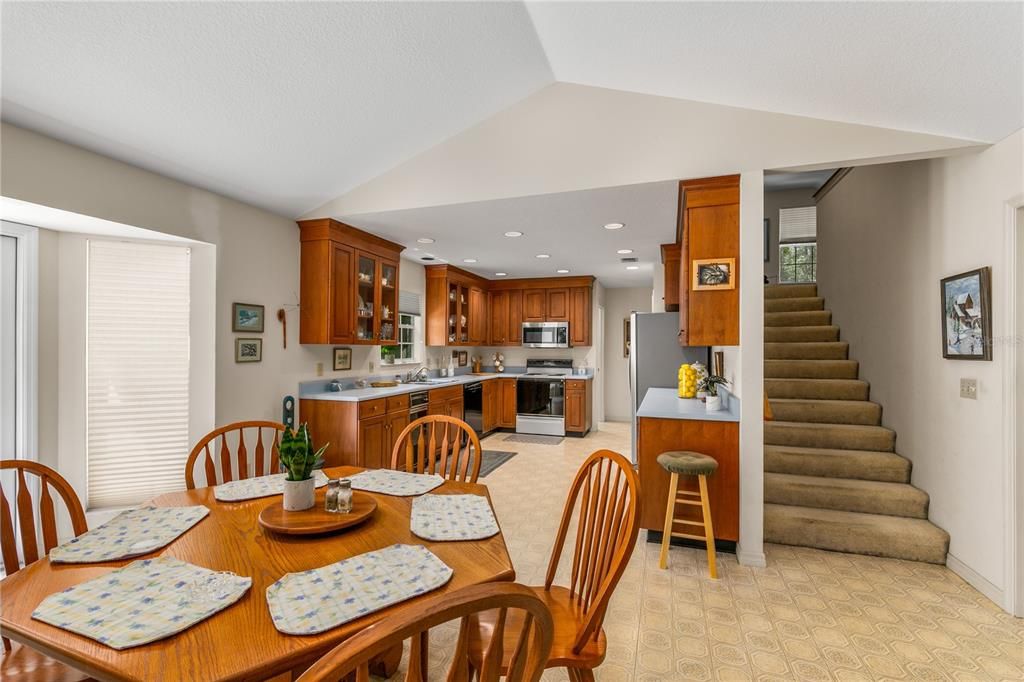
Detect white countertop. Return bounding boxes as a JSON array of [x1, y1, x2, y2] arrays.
[[302, 370, 593, 402], [636, 387, 741, 423]]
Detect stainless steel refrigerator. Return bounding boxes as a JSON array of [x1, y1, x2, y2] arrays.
[[628, 312, 710, 463]]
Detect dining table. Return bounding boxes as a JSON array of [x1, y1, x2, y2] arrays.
[[0, 466, 515, 681]]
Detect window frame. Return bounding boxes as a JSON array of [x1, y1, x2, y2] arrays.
[[778, 241, 818, 284], [381, 312, 422, 366]]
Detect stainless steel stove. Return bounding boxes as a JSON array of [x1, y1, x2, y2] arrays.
[[516, 359, 573, 436]]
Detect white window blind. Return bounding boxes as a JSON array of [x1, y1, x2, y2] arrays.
[[87, 240, 191, 509], [779, 206, 817, 243]]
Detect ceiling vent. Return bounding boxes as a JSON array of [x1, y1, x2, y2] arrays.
[[420, 256, 436, 261], [619, 257, 639, 263]]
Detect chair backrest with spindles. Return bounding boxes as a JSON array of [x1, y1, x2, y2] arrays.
[[0, 460, 88, 575], [545, 449, 641, 654], [184, 421, 286, 489], [295, 583, 553, 682], [390, 415, 482, 484]]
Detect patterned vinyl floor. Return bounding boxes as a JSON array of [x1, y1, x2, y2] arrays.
[[409, 422, 1024, 681]]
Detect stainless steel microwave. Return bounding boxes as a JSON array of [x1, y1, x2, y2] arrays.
[[522, 321, 570, 348]]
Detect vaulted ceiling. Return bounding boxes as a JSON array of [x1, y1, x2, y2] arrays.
[[2, 1, 1020, 220]]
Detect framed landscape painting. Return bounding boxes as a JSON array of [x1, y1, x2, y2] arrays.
[[232, 302, 265, 333], [940, 267, 992, 360]]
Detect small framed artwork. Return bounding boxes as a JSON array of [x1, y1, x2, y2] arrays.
[[941, 267, 992, 360], [458, 351, 468, 367], [692, 258, 736, 291], [232, 302, 265, 333], [235, 338, 262, 363], [333, 347, 352, 371]]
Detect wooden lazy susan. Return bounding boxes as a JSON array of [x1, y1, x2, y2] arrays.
[[258, 490, 377, 535]]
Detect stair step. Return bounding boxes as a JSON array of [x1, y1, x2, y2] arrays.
[[765, 503, 950, 564], [765, 297, 825, 313], [765, 284, 818, 299], [766, 421, 896, 452], [765, 325, 840, 343], [765, 359, 859, 380], [765, 342, 849, 360], [765, 444, 911, 483], [765, 473, 928, 518], [765, 378, 870, 400], [769, 399, 881, 425], [765, 310, 832, 327]]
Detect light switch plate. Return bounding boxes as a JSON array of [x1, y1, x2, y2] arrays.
[[960, 378, 978, 399]]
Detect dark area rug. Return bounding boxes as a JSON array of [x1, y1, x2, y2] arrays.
[[478, 450, 517, 477]]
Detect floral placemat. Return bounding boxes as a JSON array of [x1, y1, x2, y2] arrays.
[[214, 470, 330, 502], [346, 469, 444, 497], [266, 544, 452, 635], [410, 494, 500, 542], [49, 506, 210, 564], [32, 557, 251, 650]]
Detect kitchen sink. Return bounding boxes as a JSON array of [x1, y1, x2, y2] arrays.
[[408, 377, 459, 385]]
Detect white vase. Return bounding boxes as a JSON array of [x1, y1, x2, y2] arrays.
[[282, 478, 316, 511], [706, 395, 723, 412]]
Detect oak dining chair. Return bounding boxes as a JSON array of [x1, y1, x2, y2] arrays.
[[466, 449, 641, 682], [1, 459, 91, 681], [390, 415, 482, 484], [184, 420, 286, 489], [296, 583, 554, 682]]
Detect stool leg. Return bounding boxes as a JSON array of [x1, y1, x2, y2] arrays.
[[659, 472, 679, 569], [698, 474, 717, 579]]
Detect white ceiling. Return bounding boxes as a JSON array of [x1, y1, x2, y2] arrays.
[[764, 169, 836, 193], [349, 181, 679, 288], [2, 2, 1020, 220]]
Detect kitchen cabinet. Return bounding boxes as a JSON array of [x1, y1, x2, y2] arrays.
[[469, 287, 487, 345], [298, 219, 404, 345], [425, 265, 491, 347], [507, 291, 523, 346], [564, 379, 592, 436], [676, 175, 740, 346], [523, 290, 546, 322], [546, 288, 570, 320], [357, 415, 387, 470], [299, 392, 410, 469], [497, 378, 517, 428], [660, 242, 682, 312], [428, 385, 464, 421], [488, 289, 523, 346], [482, 380, 499, 433], [569, 286, 591, 347]]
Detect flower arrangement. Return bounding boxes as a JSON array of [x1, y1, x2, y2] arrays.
[[279, 424, 327, 482]]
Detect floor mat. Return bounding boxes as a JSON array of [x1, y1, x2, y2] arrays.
[[478, 450, 517, 478], [502, 434, 564, 446]]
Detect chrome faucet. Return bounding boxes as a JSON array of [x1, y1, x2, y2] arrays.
[[405, 366, 430, 383]]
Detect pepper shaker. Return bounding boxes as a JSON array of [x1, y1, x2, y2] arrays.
[[324, 479, 341, 513], [336, 479, 353, 513]]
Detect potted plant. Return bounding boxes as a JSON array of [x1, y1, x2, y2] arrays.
[[278, 424, 328, 511], [698, 375, 729, 412]]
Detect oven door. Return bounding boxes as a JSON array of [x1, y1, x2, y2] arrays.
[[521, 322, 570, 348], [516, 379, 565, 417]]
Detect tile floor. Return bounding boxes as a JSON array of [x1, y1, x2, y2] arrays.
[[415, 421, 1024, 681]]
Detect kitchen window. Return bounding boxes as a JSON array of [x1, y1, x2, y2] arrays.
[[779, 242, 817, 283], [381, 312, 421, 365]]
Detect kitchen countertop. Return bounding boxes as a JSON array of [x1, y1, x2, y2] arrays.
[[301, 370, 593, 403], [636, 387, 741, 423]]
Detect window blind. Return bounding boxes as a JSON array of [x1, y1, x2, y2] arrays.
[[779, 206, 817, 243], [87, 240, 191, 509], [398, 290, 421, 315]]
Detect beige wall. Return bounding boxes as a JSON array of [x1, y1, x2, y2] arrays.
[[816, 130, 1023, 606], [603, 287, 653, 421], [763, 187, 817, 283]]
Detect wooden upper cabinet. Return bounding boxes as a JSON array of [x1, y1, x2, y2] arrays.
[[507, 290, 523, 346], [676, 175, 740, 347], [569, 286, 591, 347], [298, 219, 404, 345], [546, 288, 570, 320], [424, 265, 490, 346], [660, 243, 682, 313], [468, 287, 487, 345], [523, 289, 546, 322], [488, 290, 509, 345]]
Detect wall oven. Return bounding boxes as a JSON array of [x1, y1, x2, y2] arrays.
[[521, 321, 570, 348], [515, 359, 572, 436]]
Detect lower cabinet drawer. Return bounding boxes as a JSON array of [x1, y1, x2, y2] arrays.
[[359, 399, 386, 418]]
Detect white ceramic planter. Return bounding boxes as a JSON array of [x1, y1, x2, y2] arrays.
[[282, 478, 316, 511], [705, 395, 723, 412]]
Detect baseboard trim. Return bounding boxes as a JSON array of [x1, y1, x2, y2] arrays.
[[946, 552, 1005, 609], [736, 545, 767, 568]]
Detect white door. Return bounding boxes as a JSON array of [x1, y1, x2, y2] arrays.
[[595, 305, 605, 424], [1, 234, 16, 458]]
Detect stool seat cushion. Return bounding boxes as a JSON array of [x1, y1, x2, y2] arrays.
[[657, 451, 718, 475]]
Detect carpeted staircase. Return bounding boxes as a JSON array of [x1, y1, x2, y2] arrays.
[[763, 283, 950, 564]]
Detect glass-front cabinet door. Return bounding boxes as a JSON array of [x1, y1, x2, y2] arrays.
[[447, 282, 459, 345], [356, 253, 376, 342], [378, 260, 398, 344]]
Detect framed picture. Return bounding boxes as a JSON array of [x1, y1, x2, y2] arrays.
[[458, 351, 468, 367], [235, 338, 262, 363], [333, 347, 352, 371], [623, 318, 631, 358], [232, 302, 265, 333], [692, 258, 736, 291], [941, 267, 992, 360]]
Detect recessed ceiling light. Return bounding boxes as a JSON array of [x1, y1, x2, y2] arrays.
[[495, 272, 507, 276], [504, 231, 523, 238], [604, 222, 625, 230], [536, 254, 550, 259], [463, 258, 477, 264], [417, 237, 435, 244], [617, 249, 633, 254], [556, 269, 570, 274], [626, 265, 640, 270]]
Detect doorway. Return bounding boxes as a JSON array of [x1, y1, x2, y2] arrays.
[[0, 221, 37, 462], [1015, 205, 1024, 616]]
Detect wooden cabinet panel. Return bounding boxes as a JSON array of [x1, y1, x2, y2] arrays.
[[447, 396, 464, 422], [488, 291, 509, 345], [523, 290, 546, 322], [569, 286, 591, 346], [482, 380, 498, 433], [497, 378, 517, 428], [660, 242, 681, 313], [469, 287, 487, 345], [385, 411, 409, 464], [358, 415, 387, 470], [359, 399, 386, 419], [507, 290, 522, 346], [330, 244, 356, 343], [637, 417, 739, 541], [546, 288, 570, 320], [564, 379, 591, 435]]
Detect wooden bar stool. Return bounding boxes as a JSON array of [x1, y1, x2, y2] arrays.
[[656, 451, 719, 578]]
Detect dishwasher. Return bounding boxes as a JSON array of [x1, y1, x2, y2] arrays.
[[463, 381, 484, 438]]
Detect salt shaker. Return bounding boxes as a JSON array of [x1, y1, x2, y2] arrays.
[[336, 479, 353, 513], [324, 479, 341, 513]]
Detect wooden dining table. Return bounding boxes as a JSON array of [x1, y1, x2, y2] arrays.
[[0, 466, 515, 681]]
